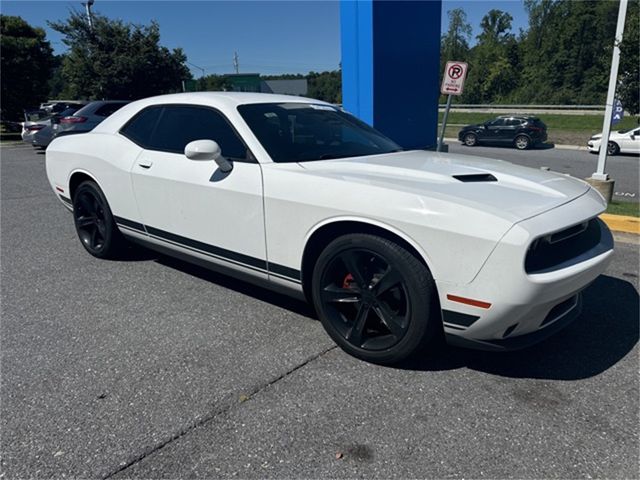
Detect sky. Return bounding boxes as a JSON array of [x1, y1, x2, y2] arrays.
[[2, 0, 529, 77]]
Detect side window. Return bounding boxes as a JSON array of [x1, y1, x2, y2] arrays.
[[150, 106, 247, 159], [507, 119, 523, 126], [95, 103, 126, 117], [120, 106, 163, 148], [489, 119, 505, 127]]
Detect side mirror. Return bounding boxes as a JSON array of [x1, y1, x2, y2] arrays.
[[184, 139, 233, 172], [631, 134, 636, 140]]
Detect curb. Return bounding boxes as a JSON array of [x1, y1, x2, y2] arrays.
[[600, 214, 640, 235]]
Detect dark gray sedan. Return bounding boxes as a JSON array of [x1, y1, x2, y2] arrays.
[[33, 101, 129, 148]]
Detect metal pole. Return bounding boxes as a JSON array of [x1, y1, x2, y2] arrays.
[[593, 0, 627, 181], [437, 94, 452, 152]]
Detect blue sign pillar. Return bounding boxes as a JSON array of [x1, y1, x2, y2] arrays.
[[341, 0, 442, 149]]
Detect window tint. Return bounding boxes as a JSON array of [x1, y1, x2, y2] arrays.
[[238, 103, 400, 163], [506, 118, 523, 126], [120, 106, 163, 147], [95, 103, 127, 117], [150, 106, 247, 159], [488, 118, 506, 127]]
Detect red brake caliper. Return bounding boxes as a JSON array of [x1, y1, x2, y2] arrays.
[[342, 273, 355, 289]]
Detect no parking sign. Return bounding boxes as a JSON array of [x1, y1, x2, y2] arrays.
[[441, 61, 468, 96]]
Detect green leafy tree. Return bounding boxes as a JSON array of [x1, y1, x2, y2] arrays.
[[440, 8, 472, 73], [307, 70, 341, 103], [463, 9, 519, 103], [49, 10, 190, 100], [0, 15, 54, 121], [618, 0, 639, 116], [198, 74, 232, 91]]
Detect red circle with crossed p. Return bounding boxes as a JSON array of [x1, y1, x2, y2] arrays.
[[448, 64, 464, 79]]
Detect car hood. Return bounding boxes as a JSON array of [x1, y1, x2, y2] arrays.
[[591, 130, 628, 141], [297, 150, 592, 222], [461, 124, 484, 130]]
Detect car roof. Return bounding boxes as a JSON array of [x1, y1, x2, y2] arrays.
[[73, 100, 130, 114], [134, 91, 325, 108], [93, 92, 331, 134]]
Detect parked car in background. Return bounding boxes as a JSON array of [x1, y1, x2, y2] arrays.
[[53, 101, 130, 139], [40, 100, 86, 114], [458, 116, 548, 150], [22, 106, 86, 145], [588, 127, 640, 155]]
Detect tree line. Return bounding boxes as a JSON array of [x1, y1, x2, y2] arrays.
[[1, 0, 637, 122], [441, 0, 639, 114]]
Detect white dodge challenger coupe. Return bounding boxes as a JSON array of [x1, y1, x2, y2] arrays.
[[46, 92, 614, 364]]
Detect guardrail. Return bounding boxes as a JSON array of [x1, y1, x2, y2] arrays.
[[438, 104, 605, 110]]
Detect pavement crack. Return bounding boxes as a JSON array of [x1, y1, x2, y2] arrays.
[[101, 344, 337, 479]]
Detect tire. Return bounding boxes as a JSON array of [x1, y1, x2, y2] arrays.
[[463, 133, 478, 147], [514, 135, 530, 150], [607, 141, 620, 156], [311, 234, 438, 364], [72, 180, 126, 259]]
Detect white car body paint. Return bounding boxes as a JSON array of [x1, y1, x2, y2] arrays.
[[588, 127, 640, 154], [46, 92, 614, 350]]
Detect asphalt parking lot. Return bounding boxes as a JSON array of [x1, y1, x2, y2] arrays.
[[1, 143, 638, 479]]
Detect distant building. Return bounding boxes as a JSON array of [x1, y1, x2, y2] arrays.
[[224, 73, 262, 92], [261, 79, 308, 96], [222, 74, 308, 96]]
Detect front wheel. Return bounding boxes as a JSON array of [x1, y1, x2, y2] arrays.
[[72, 180, 126, 259], [312, 234, 438, 364], [514, 135, 531, 150]]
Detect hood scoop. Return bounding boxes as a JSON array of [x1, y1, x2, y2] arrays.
[[453, 173, 497, 183]]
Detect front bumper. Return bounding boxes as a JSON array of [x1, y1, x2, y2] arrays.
[[438, 188, 613, 351]]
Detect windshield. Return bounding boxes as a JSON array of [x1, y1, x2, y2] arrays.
[[237, 103, 401, 162]]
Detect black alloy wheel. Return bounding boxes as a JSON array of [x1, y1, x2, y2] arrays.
[[72, 181, 125, 258], [463, 133, 478, 146], [312, 234, 438, 364]]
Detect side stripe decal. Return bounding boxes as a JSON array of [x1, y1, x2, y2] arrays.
[[114, 216, 301, 283]]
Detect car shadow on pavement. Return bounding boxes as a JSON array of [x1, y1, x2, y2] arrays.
[[155, 255, 317, 320], [397, 274, 639, 380]]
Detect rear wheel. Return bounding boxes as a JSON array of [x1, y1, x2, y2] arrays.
[[312, 234, 438, 364], [607, 141, 620, 155], [463, 133, 478, 146], [514, 135, 530, 150], [72, 181, 126, 259]]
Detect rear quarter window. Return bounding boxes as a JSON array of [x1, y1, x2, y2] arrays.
[[119, 106, 163, 148]]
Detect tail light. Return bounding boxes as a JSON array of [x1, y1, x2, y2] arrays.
[[528, 126, 544, 132], [26, 124, 45, 132], [60, 116, 88, 124]]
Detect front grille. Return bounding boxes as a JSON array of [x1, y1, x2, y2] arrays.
[[525, 218, 602, 274]]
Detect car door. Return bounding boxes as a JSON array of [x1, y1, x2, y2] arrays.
[[620, 128, 640, 154], [485, 118, 506, 143], [127, 104, 268, 278]]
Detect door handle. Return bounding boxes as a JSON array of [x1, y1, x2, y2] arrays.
[[138, 160, 153, 169]]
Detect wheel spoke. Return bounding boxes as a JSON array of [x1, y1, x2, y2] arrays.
[[372, 266, 401, 296], [76, 215, 95, 229], [321, 285, 361, 303], [346, 303, 370, 346], [372, 302, 405, 337], [339, 251, 367, 287], [90, 226, 100, 248]]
